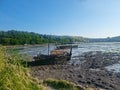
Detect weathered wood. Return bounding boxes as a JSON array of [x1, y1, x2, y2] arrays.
[[56, 44, 78, 49], [29, 44, 74, 66], [48, 43, 50, 55], [32, 54, 71, 65], [50, 49, 69, 56], [70, 46, 72, 56]]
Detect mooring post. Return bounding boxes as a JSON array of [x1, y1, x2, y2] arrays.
[[70, 45, 72, 56], [48, 43, 50, 55]]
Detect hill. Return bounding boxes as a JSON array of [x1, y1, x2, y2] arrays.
[[89, 36, 120, 42], [0, 30, 87, 45]]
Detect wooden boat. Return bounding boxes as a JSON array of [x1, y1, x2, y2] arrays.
[[33, 54, 70, 65], [56, 44, 78, 49], [32, 48, 71, 65], [28, 44, 73, 66], [50, 49, 69, 56]]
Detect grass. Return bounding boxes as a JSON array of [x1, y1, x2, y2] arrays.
[[43, 78, 84, 90], [0, 46, 44, 90]]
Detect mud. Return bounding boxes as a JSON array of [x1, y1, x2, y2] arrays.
[[30, 51, 120, 90]]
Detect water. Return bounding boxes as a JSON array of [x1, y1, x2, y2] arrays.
[[18, 42, 120, 72], [105, 63, 120, 73], [71, 42, 120, 66], [19, 42, 120, 56], [71, 42, 120, 57], [19, 44, 56, 56]]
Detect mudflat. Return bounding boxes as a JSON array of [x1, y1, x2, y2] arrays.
[[30, 51, 120, 90]]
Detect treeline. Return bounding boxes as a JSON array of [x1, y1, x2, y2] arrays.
[[89, 36, 120, 42], [0, 30, 87, 45]]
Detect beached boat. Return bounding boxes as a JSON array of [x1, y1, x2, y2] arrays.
[[28, 44, 73, 66], [56, 44, 78, 49], [50, 49, 69, 56], [33, 53, 71, 65], [32, 49, 71, 65]]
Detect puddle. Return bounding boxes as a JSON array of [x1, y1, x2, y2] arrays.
[[105, 63, 120, 73]]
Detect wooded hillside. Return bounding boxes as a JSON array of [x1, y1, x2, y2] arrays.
[[0, 30, 87, 45]]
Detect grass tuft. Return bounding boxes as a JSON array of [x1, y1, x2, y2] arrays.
[[44, 78, 84, 90]]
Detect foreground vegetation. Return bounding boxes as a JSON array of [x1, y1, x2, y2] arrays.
[[0, 47, 44, 90], [0, 30, 87, 45], [0, 46, 85, 90], [44, 79, 83, 90]]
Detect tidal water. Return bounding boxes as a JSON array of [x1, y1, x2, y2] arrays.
[[105, 63, 120, 73], [19, 44, 56, 56], [18, 42, 120, 72]]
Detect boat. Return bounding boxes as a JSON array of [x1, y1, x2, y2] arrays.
[[28, 44, 73, 66], [56, 44, 78, 49]]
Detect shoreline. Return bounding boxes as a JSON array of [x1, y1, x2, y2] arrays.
[[30, 51, 120, 90]]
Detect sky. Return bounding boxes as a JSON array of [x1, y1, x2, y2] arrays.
[[0, 0, 120, 38]]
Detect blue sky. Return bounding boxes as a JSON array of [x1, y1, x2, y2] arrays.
[[0, 0, 120, 38]]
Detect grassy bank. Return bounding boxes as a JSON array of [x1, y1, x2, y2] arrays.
[[0, 46, 44, 90]]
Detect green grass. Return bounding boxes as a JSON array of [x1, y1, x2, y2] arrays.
[[0, 46, 44, 90], [44, 79, 84, 90]]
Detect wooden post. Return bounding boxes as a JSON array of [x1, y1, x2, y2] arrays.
[[70, 45, 72, 56], [48, 43, 50, 55]]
